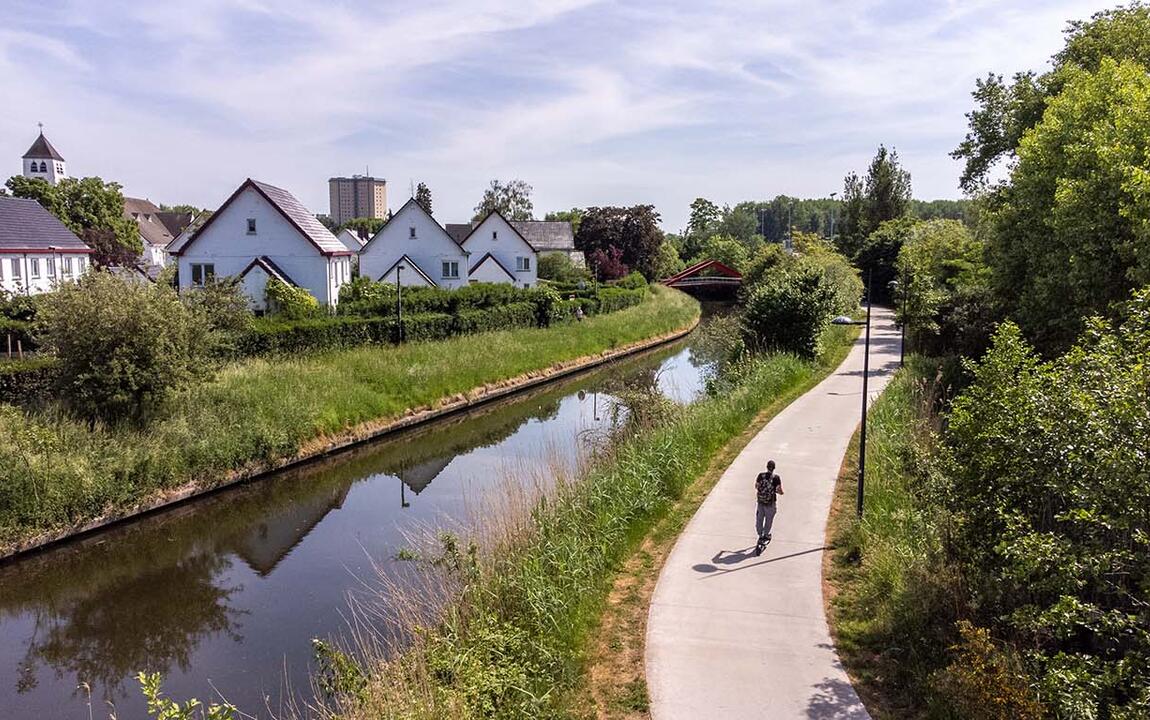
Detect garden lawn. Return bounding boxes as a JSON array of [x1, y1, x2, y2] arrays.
[[0, 286, 699, 550]]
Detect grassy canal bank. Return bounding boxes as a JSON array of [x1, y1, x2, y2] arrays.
[[321, 322, 860, 720], [0, 286, 698, 554]]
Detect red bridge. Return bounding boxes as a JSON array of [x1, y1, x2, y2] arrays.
[[661, 259, 742, 298]]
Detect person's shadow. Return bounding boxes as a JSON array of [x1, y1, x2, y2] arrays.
[[692, 546, 757, 573]]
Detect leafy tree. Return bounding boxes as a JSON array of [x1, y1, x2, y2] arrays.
[[953, 3, 1150, 192], [181, 276, 253, 334], [855, 217, 918, 303], [987, 57, 1150, 352], [339, 217, 386, 240], [838, 146, 912, 259], [697, 234, 750, 272], [653, 241, 685, 279], [838, 172, 866, 257], [316, 214, 338, 231], [5, 175, 141, 266], [158, 203, 207, 215], [265, 278, 320, 319], [586, 247, 629, 281], [717, 203, 760, 249], [544, 208, 584, 235], [415, 182, 433, 215], [741, 244, 789, 292], [940, 291, 1150, 716], [473, 179, 534, 221], [684, 198, 721, 258], [575, 205, 664, 280], [37, 271, 210, 423]]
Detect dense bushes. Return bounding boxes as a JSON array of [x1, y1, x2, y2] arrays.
[[37, 272, 210, 423], [0, 358, 55, 405], [266, 278, 320, 320]]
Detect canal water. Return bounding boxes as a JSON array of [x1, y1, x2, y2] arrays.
[[0, 330, 718, 719]]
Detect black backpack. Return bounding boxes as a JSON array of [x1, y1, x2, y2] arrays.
[[756, 472, 778, 505]]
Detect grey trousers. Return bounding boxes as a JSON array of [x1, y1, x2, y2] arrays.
[[755, 502, 777, 540]]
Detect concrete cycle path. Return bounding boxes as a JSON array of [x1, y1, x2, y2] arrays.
[[646, 307, 902, 720]]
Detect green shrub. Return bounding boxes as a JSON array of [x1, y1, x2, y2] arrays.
[[181, 277, 253, 333], [266, 278, 321, 319], [0, 358, 56, 405], [37, 272, 210, 423], [931, 622, 1043, 720], [538, 253, 591, 284], [741, 261, 837, 358], [610, 271, 649, 290]]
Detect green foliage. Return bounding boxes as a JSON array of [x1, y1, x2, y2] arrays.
[[339, 217, 386, 238], [473, 179, 534, 221], [652, 241, 685, 279], [741, 244, 789, 291], [37, 271, 210, 423], [696, 234, 750, 272], [5, 175, 141, 266], [953, 3, 1150, 192], [0, 358, 55, 405], [576, 205, 664, 280], [987, 57, 1150, 352], [181, 277, 253, 334], [941, 291, 1150, 717], [932, 622, 1044, 720], [742, 261, 838, 358], [415, 182, 433, 215], [265, 278, 320, 320], [856, 216, 918, 303], [543, 207, 584, 235], [537, 253, 591, 284], [138, 672, 237, 720], [839, 146, 912, 259]]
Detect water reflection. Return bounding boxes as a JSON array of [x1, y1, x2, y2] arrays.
[[0, 335, 711, 718]]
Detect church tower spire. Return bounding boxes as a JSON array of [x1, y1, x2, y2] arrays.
[[22, 124, 67, 186]]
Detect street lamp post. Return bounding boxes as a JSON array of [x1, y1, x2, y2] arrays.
[[396, 264, 405, 343], [830, 271, 874, 519]]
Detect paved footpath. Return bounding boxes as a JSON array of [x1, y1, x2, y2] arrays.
[[646, 307, 902, 720]]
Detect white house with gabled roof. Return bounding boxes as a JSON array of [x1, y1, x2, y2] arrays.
[[359, 198, 469, 289], [461, 211, 537, 288], [168, 178, 353, 311]]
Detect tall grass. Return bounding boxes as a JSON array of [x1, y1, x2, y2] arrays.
[[311, 325, 861, 720], [827, 357, 962, 717], [0, 287, 699, 550]]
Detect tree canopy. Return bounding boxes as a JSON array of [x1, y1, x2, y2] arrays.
[[473, 179, 534, 221], [415, 182, 433, 215], [575, 205, 664, 280], [5, 175, 142, 266]]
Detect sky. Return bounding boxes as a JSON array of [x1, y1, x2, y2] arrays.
[[0, 0, 1119, 231]]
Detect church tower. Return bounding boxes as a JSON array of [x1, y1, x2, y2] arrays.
[[22, 126, 67, 185]]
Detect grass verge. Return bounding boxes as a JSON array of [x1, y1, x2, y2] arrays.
[[324, 323, 860, 720], [822, 357, 954, 719], [0, 286, 698, 551], [575, 322, 861, 720]]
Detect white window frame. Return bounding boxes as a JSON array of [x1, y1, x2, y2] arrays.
[[11, 258, 21, 279], [442, 261, 459, 279], [29, 258, 40, 279], [246, 218, 257, 234], [409, 227, 417, 239], [46, 257, 55, 277], [63, 256, 73, 276], [516, 256, 530, 272]]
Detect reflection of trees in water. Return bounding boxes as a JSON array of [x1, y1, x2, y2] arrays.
[[15, 552, 244, 702]]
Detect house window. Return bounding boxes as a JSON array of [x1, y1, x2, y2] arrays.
[[492, 230, 498, 241], [190, 263, 215, 287], [442, 261, 459, 279], [11, 258, 21, 279], [409, 227, 416, 239], [247, 218, 257, 234], [516, 256, 530, 272], [29, 258, 40, 279], [46, 257, 55, 276], [63, 257, 73, 275], [78, 257, 87, 272]]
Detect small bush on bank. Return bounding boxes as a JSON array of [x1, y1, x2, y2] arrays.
[[742, 261, 839, 358], [0, 358, 56, 406], [37, 272, 211, 423]]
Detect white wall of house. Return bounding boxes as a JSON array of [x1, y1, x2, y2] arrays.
[[240, 265, 273, 312], [468, 255, 516, 285], [379, 259, 435, 287], [142, 240, 168, 268], [0, 252, 90, 295], [360, 200, 468, 289], [463, 214, 537, 288], [23, 157, 67, 186], [176, 186, 349, 307]]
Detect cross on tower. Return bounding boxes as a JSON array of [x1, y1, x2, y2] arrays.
[[37, 122, 43, 132]]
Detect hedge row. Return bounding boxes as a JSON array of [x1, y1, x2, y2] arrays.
[[0, 358, 55, 405]]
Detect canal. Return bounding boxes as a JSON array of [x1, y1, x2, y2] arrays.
[[0, 327, 718, 718]]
